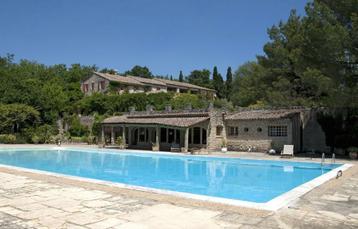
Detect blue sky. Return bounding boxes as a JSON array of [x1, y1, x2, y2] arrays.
[[0, 0, 308, 78]]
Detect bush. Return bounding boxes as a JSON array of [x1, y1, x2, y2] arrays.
[[87, 135, 96, 144], [23, 124, 58, 144], [70, 136, 88, 143], [170, 94, 208, 110], [0, 134, 16, 144], [348, 147, 358, 153], [68, 116, 89, 137]]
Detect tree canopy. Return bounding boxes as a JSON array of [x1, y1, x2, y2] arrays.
[[231, 0, 358, 108], [124, 65, 152, 78]]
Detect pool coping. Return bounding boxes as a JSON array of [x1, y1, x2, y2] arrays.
[[0, 146, 354, 211]]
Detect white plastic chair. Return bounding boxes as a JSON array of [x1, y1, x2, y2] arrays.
[[281, 145, 294, 157]]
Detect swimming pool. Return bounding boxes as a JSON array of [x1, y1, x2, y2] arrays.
[[0, 148, 348, 210]]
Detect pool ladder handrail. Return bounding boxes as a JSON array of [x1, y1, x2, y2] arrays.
[[321, 152, 325, 166], [321, 152, 336, 166]]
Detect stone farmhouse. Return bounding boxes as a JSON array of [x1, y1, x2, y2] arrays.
[[81, 72, 216, 98], [101, 106, 327, 154]]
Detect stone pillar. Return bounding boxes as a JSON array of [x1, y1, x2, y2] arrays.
[[122, 126, 126, 146], [101, 126, 105, 144], [111, 126, 115, 145], [156, 126, 160, 146], [199, 127, 202, 145], [184, 128, 189, 153], [128, 127, 131, 147]]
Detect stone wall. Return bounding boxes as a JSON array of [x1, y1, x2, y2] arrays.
[[81, 74, 110, 95], [207, 110, 227, 150], [224, 118, 295, 152]]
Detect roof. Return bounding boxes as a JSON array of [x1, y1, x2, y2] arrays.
[[103, 111, 209, 128], [102, 114, 209, 128], [94, 72, 144, 86], [91, 72, 215, 92], [225, 109, 301, 120], [127, 76, 166, 86], [156, 78, 216, 92]]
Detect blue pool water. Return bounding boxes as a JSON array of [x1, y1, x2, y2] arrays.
[[0, 148, 340, 203]]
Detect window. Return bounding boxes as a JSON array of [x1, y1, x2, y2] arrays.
[[228, 127, 238, 136], [202, 128, 207, 144], [168, 128, 175, 143], [139, 128, 145, 142], [176, 129, 180, 144], [160, 128, 167, 142], [257, 127, 262, 132], [268, 126, 287, 137], [100, 81, 106, 90], [193, 127, 201, 144], [91, 82, 95, 91], [83, 84, 89, 92], [244, 127, 249, 132], [216, 126, 223, 136]]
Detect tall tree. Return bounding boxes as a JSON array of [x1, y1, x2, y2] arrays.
[[125, 65, 152, 78], [231, 62, 268, 107], [179, 70, 184, 82], [187, 69, 212, 88], [212, 66, 225, 98], [225, 67, 233, 100]]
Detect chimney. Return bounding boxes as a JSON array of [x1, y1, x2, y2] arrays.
[[165, 105, 172, 112]]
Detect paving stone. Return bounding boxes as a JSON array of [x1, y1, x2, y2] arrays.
[[65, 211, 107, 225], [87, 218, 127, 229], [82, 200, 113, 208], [348, 213, 358, 219], [321, 194, 349, 202], [0, 206, 25, 216], [317, 210, 347, 221]]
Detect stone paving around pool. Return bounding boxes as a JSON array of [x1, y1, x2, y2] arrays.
[[0, 154, 357, 228]]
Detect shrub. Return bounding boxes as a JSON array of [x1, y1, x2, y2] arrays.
[[87, 135, 96, 144], [31, 135, 40, 144], [347, 147, 358, 153], [23, 124, 58, 144], [0, 134, 16, 144], [70, 136, 88, 143], [68, 116, 89, 137]]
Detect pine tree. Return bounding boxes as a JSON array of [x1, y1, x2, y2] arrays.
[[179, 70, 184, 82], [225, 67, 233, 100], [212, 66, 225, 98]]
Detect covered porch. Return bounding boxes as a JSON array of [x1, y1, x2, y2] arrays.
[[101, 113, 210, 152], [101, 125, 208, 152]]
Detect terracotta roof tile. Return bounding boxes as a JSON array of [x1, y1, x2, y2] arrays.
[[102, 115, 209, 128], [225, 109, 301, 120], [94, 72, 144, 86], [156, 78, 216, 92], [127, 76, 167, 86]]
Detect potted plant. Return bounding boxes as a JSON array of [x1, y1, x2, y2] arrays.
[[347, 147, 358, 160], [152, 142, 159, 151], [116, 136, 125, 149], [221, 139, 228, 153]]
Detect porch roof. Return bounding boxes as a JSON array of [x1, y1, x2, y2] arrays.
[[102, 115, 209, 128], [225, 109, 301, 120]]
